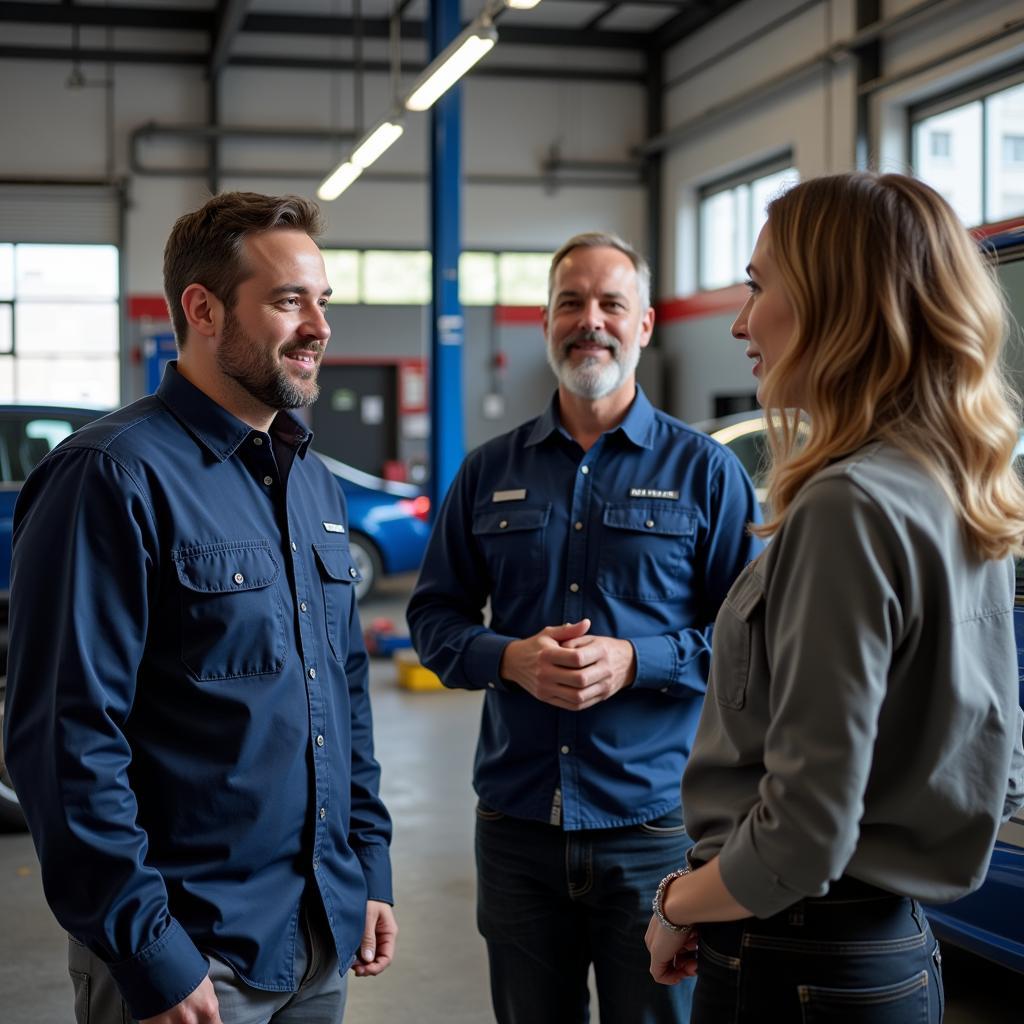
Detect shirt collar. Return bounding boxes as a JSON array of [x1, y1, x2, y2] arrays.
[[524, 385, 656, 450], [156, 361, 314, 461]]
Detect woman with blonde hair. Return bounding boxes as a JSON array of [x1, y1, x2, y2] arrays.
[[645, 172, 1024, 1022]]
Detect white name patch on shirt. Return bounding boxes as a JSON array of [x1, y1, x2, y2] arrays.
[[492, 489, 527, 503], [629, 488, 679, 500], [322, 521, 347, 533]]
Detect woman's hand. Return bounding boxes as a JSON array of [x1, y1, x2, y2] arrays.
[[645, 916, 700, 985]]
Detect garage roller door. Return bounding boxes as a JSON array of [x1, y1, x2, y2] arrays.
[[0, 184, 120, 244]]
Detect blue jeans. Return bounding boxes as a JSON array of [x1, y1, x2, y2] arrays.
[[692, 877, 944, 1023], [476, 803, 695, 1024]]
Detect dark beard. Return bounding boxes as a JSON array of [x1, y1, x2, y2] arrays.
[[217, 310, 321, 410]]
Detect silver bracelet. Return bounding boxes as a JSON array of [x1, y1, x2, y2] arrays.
[[652, 866, 692, 932]]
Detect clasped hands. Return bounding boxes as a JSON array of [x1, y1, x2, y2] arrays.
[[499, 619, 636, 711]]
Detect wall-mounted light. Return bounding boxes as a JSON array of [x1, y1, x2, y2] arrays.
[[405, 22, 498, 113], [504, 0, 542, 8]]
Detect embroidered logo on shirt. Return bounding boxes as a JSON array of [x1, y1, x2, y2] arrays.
[[492, 489, 527, 503], [322, 521, 346, 533], [629, 488, 679, 500]]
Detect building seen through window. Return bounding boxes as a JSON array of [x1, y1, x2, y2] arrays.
[[913, 78, 1024, 227]]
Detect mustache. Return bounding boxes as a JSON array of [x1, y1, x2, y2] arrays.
[[558, 330, 621, 358]]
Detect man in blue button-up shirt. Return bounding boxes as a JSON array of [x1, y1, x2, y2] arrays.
[[3, 193, 396, 1024], [408, 233, 761, 1024]]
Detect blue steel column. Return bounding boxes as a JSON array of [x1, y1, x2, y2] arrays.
[[427, 0, 465, 517]]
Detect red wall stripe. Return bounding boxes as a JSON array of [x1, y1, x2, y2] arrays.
[[128, 295, 170, 320]]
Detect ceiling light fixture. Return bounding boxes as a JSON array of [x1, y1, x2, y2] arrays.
[[405, 22, 498, 113], [351, 119, 405, 168], [317, 161, 363, 202]]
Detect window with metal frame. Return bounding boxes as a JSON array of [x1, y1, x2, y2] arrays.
[[911, 72, 1024, 228], [0, 242, 119, 407], [697, 156, 798, 292]]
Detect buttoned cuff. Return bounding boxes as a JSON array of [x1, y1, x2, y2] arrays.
[[717, 815, 819, 918], [357, 842, 394, 905], [105, 918, 209, 1021], [628, 635, 678, 691], [464, 631, 517, 692]]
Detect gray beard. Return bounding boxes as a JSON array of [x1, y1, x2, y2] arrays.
[[547, 329, 640, 399]]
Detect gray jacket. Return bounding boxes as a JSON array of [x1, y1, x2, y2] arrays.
[[683, 441, 1024, 918]]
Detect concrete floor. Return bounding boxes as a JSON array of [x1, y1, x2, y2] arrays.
[[0, 575, 1020, 1022]]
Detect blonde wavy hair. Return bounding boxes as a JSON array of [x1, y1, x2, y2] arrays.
[[756, 172, 1024, 560]]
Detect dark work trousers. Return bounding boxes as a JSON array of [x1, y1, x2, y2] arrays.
[[476, 802, 696, 1024]]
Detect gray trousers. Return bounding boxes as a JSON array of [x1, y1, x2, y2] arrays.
[[68, 906, 348, 1024]]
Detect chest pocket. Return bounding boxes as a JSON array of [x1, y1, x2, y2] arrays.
[[174, 540, 285, 681], [472, 504, 550, 597], [313, 543, 361, 662], [712, 560, 765, 710], [597, 503, 697, 601]]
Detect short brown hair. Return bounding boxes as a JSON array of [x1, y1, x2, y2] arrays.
[[163, 191, 324, 346]]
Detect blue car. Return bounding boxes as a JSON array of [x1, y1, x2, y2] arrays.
[[0, 402, 430, 828]]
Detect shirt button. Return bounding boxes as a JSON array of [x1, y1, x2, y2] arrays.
[[319, 807, 326, 820], [580, 465, 589, 475], [313, 860, 319, 870], [499, 520, 508, 529], [569, 582, 579, 593], [233, 572, 244, 585], [487, 682, 495, 689], [308, 667, 316, 679], [253, 436, 264, 446], [300, 601, 308, 612], [646, 519, 655, 528], [316, 734, 325, 746], [349, 567, 358, 579], [263, 474, 273, 486], [574, 521, 583, 531], [560, 745, 570, 754], [291, 541, 297, 552]]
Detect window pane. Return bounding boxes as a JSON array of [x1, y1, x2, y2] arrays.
[[16, 302, 119, 355], [0, 244, 13, 300], [460, 252, 497, 306], [0, 356, 13, 403], [913, 102, 983, 226], [321, 250, 360, 304], [0, 304, 10, 354], [751, 169, 798, 238], [497, 253, 550, 306], [986, 82, 1024, 223], [363, 250, 430, 304], [15, 244, 119, 300], [700, 189, 738, 291], [13, 356, 118, 407]]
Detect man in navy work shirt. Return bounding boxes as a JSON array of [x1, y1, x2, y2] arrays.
[[3, 192, 396, 1024], [407, 232, 762, 1023]]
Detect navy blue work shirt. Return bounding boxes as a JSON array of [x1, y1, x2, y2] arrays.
[[3, 364, 392, 1020], [407, 387, 763, 829]]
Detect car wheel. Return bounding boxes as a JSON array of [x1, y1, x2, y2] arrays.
[[348, 533, 383, 602], [0, 675, 27, 831]]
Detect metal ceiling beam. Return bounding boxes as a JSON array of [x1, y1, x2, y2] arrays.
[[583, 4, 620, 32], [209, 0, 251, 78], [654, 0, 747, 52], [0, 3, 651, 50], [0, 2, 212, 30], [0, 44, 645, 83]]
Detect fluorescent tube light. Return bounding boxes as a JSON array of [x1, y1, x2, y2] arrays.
[[351, 120, 405, 169], [405, 26, 497, 112], [505, 0, 542, 8], [317, 161, 362, 201]]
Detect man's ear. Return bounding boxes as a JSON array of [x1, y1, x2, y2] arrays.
[[180, 283, 221, 340], [638, 304, 655, 350]]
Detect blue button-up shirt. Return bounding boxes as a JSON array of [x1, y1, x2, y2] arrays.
[[407, 388, 763, 829], [3, 365, 392, 1019]]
